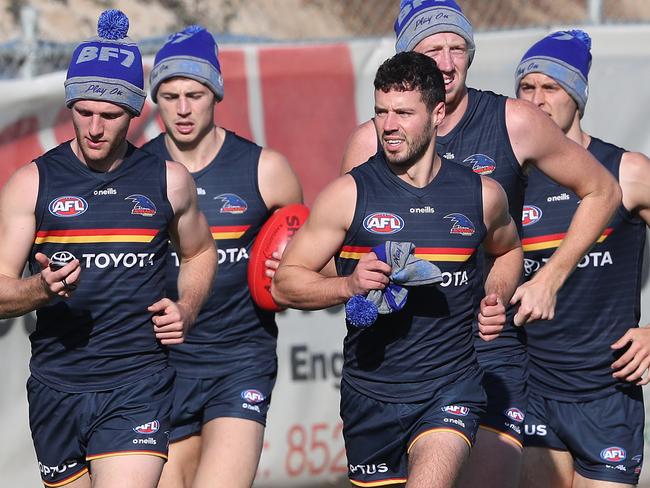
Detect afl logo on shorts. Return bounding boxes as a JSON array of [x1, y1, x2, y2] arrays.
[[600, 447, 626, 463], [363, 212, 404, 235], [133, 420, 160, 434], [49, 196, 88, 217], [442, 405, 469, 416], [522, 205, 542, 226], [504, 407, 525, 423], [241, 389, 265, 404], [464, 154, 496, 175]]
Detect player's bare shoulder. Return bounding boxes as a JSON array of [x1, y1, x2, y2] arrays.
[[165, 159, 197, 213], [258, 147, 303, 209], [0, 162, 39, 213], [480, 175, 509, 224], [340, 120, 378, 175]]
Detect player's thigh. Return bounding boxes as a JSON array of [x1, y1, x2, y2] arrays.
[[407, 430, 469, 488], [572, 470, 635, 488], [520, 446, 574, 488], [192, 417, 264, 488], [90, 454, 165, 488], [62, 473, 92, 488], [157, 435, 202, 488], [457, 427, 522, 488]]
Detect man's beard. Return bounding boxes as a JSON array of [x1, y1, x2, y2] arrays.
[[384, 118, 433, 167]]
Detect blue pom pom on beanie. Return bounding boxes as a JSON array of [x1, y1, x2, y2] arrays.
[[394, 0, 475, 64], [150, 25, 224, 103], [515, 30, 592, 116], [64, 9, 145, 116]]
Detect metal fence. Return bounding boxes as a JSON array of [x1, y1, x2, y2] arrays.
[[1, 0, 649, 79]]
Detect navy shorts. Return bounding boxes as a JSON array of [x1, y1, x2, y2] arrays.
[[27, 368, 174, 487], [170, 367, 276, 442], [340, 366, 486, 486], [524, 387, 644, 484], [477, 351, 528, 447]]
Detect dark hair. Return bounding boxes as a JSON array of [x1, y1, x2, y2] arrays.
[[373, 51, 445, 111]]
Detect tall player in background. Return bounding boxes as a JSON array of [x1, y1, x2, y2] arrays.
[[515, 30, 650, 488], [142, 26, 302, 488], [273, 51, 522, 488], [0, 10, 216, 488], [340, 2, 621, 486]]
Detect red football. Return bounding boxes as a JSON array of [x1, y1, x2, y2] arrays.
[[248, 203, 310, 311]]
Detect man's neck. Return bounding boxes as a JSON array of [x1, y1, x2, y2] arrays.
[[70, 139, 128, 173], [388, 144, 441, 188], [164, 126, 225, 173], [438, 86, 469, 137], [565, 117, 590, 149]]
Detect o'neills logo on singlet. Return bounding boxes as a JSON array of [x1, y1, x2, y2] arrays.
[[363, 212, 404, 234]]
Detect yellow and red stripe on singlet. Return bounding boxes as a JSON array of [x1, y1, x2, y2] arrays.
[[522, 227, 612, 252], [35, 228, 159, 244], [339, 245, 475, 262], [210, 225, 250, 240]]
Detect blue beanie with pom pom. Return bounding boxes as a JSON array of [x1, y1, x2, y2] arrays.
[[149, 25, 224, 103], [515, 30, 592, 117], [64, 10, 145, 116]]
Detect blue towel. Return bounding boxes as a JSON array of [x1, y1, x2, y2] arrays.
[[346, 241, 443, 328]]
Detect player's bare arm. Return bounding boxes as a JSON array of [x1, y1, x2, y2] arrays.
[[340, 120, 378, 175], [478, 176, 523, 341], [272, 174, 390, 309], [148, 160, 217, 344], [0, 163, 81, 318], [610, 151, 650, 384], [507, 99, 621, 325], [258, 148, 303, 210]]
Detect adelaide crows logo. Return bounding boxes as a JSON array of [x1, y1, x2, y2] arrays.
[[215, 193, 248, 214], [464, 154, 496, 175], [125, 194, 157, 217], [444, 213, 475, 236]]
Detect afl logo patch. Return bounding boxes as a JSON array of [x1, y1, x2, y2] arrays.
[[443, 213, 475, 236], [600, 447, 626, 463], [133, 420, 160, 434], [125, 194, 157, 217], [522, 205, 543, 226], [363, 212, 404, 234], [504, 407, 525, 423], [464, 154, 496, 175], [49, 196, 88, 217], [241, 389, 265, 404], [442, 405, 469, 416]]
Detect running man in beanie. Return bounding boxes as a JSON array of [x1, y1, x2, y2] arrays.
[[0, 10, 216, 488], [142, 25, 302, 488], [515, 30, 650, 488], [341, 1, 621, 487]]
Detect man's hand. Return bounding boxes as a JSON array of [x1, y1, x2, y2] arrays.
[[478, 293, 505, 342], [148, 298, 191, 345], [510, 277, 558, 326], [611, 327, 650, 385], [345, 251, 391, 297], [265, 243, 288, 279], [35, 252, 81, 299]]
